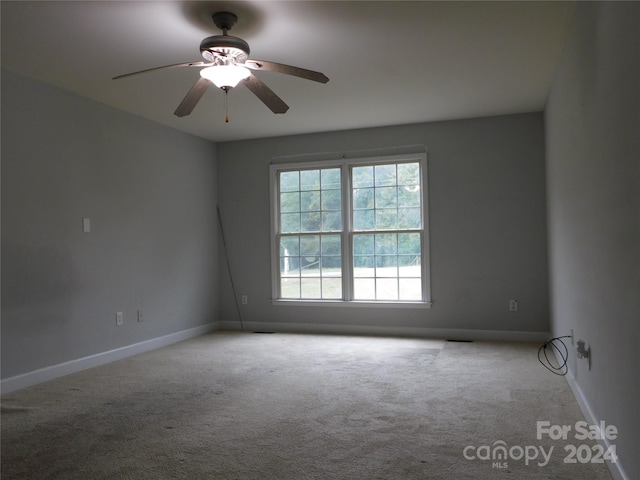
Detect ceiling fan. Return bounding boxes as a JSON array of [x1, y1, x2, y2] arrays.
[[113, 11, 329, 119]]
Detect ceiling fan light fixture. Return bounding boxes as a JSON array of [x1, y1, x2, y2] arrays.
[[200, 65, 250, 89]]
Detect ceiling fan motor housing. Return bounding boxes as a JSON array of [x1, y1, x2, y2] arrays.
[[200, 35, 250, 64]]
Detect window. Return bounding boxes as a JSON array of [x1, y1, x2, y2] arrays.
[[278, 168, 343, 299], [270, 153, 430, 306]]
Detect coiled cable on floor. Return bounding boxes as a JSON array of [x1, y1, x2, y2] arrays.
[[538, 336, 572, 375]]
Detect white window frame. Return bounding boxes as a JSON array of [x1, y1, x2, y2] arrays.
[[270, 152, 431, 308]]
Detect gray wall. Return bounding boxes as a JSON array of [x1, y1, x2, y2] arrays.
[[545, 2, 640, 479], [1, 69, 219, 379], [217, 113, 549, 337]]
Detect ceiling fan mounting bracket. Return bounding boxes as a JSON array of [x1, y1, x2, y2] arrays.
[[212, 12, 238, 32]]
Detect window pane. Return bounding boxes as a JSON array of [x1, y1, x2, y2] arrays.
[[353, 209, 374, 230], [398, 208, 421, 229], [280, 192, 300, 212], [353, 234, 374, 254], [376, 209, 398, 230], [281, 257, 299, 276], [377, 278, 398, 300], [399, 278, 422, 300], [375, 234, 397, 255], [397, 163, 420, 185], [301, 278, 321, 298], [281, 278, 300, 298], [321, 235, 341, 255], [301, 212, 321, 232], [280, 236, 300, 256], [354, 278, 375, 299], [300, 191, 320, 212], [398, 233, 421, 254], [322, 278, 342, 299], [321, 168, 341, 190], [302, 261, 320, 277], [374, 164, 396, 186], [352, 166, 373, 188], [280, 171, 299, 192], [300, 235, 320, 256], [353, 188, 374, 209], [300, 170, 320, 191], [322, 211, 342, 232], [281, 213, 300, 233], [321, 189, 341, 210]]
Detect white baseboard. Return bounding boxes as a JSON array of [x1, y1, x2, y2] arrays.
[[1, 322, 219, 394], [1, 322, 546, 395], [218, 320, 549, 342], [563, 371, 630, 480]]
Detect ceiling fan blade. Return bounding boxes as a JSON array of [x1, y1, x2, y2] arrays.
[[244, 60, 329, 84], [174, 77, 210, 117], [113, 61, 211, 80], [243, 73, 289, 114]]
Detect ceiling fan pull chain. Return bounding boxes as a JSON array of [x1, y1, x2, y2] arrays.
[[224, 87, 230, 123]]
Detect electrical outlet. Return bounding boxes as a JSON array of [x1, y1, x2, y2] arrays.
[[241, 295, 248, 305], [509, 299, 518, 312], [116, 312, 123, 326], [137, 309, 143, 323], [576, 340, 591, 370]]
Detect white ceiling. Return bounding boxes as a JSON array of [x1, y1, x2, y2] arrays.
[[1, 1, 576, 142]]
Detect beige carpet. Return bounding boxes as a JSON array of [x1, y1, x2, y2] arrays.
[[1, 332, 613, 479]]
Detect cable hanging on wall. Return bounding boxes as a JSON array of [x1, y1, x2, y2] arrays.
[[538, 335, 572, 375], [217, 206, 244, 331]]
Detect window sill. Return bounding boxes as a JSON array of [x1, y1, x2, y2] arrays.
[[271, 299, 432, 309]]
